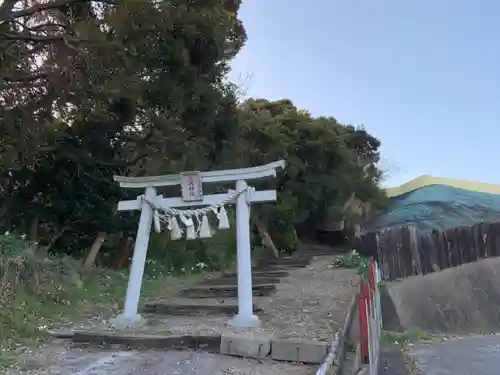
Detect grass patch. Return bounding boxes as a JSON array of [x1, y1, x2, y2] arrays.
[[381, 329, 435, 347], [0, 233, 211, 371]]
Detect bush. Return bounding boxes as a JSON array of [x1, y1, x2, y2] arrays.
[[0, 232, 32, 256], [332, 249, 364, 268], [0, 233, 130, 360], [332, 250, 370, 278]]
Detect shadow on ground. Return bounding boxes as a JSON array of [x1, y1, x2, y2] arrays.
[[384, 257, 500, 334]]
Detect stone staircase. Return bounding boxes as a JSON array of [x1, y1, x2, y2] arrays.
[[137, 251, 334, 364], [143, 255, 313, 316], [294, 243, 349, 258], [52, 247, 345, 366]]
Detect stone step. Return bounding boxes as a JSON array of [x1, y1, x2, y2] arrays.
[[222, 270, 290, 278], [262, 256, 310, 263], [201, 276, 281, 286], [257, 257, 310, 267], [142, 298, 262, 316], [296, 251, 337, 258], [65, 330, 221, 352], [181, 284, 276, 298], [296, 245, 349, 256], [254, 263, 308, 271]]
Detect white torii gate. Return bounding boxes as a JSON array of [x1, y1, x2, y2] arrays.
[[110, 160, 285, 329]]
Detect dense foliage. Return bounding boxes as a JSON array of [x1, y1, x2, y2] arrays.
[[0, 0, 386, 271]]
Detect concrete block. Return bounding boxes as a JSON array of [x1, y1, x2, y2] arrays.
[[271, 338, 328, 363], [220, 331, 272, 359]]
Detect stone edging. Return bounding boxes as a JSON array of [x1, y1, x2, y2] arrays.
[[49, 329, 329, 364], [315, 292, 359, 375], [56, 330, 222, 352]]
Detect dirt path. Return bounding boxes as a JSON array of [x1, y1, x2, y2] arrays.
[[7, 255, 358, 375], [8, 344, 315, 375]]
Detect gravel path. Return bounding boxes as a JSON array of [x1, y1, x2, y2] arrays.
[[257, 256, 359, 341]]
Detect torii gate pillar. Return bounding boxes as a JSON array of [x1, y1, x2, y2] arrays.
[[228, 179, 259, 327]]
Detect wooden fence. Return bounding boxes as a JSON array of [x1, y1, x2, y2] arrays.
[[359, 222, 500, 280]]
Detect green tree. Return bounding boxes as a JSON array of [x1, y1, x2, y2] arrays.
[[232, 99, 386, 252], [0, 0, 246, 263]]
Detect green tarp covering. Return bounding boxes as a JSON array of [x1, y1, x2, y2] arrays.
[[362, 184, 500, 234]]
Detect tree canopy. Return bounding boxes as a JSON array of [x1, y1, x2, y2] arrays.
[[0, 0, 387, 270]]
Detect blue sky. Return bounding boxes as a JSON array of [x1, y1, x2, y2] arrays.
[[229, 0, 500, 187]]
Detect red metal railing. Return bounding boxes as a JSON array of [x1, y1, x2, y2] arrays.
[[358, 258, 382, 375]]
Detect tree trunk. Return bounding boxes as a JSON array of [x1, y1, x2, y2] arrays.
[[116, 232, 132, 269], [28, 215, 39, 242], [252, 216, 279, 258], [39, 224, 70, 257], [0, 199, 13, 227], [83, 232, 106, 269]]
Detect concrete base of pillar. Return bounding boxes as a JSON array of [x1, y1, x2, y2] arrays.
[[108, 313, 144, 329], [227, 313, 262, 328]]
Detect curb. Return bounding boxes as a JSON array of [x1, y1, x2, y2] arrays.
[[315, 292, 359, 375]]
